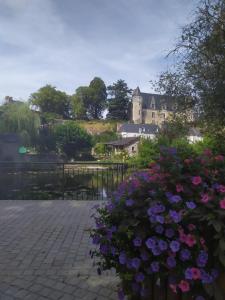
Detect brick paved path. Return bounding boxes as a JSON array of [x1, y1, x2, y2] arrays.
[[0, 201, 118, 300]]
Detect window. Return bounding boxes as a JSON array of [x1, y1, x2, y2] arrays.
[[152, 112, 155, 118], [139, 110, 141, 115], [161, 113, 165, 119], [151, 103, 155, 109], [132, 146, 135, 152]]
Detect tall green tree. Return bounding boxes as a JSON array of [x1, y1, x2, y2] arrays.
[[88, 77, 107, 119], [106, 80, 132, 120], [0, 102, 40, 146], [71, 77, 107, 120], [155, 0, 225, 137], [71, 86, 91, 120], [29, 85, 70, 119]]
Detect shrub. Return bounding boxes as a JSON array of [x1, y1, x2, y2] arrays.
[[90, 148, 225, 299]]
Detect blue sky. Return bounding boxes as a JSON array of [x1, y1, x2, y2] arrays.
[[0, 0, 197, 102]]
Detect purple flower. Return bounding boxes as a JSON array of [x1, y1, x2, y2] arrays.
[[186, 201, 196, 209], [133, 237, 142, 247], [119, 252, 127, 265], [167, 256, 176, 268], [158, 240, 168, 251], [155, 225, 164, 234], [110, 226, 117, 232], [118, 289, 125, 300], [211, 269, 219, 279], [185, 268, 193, 280], [197, 251, 208, 267], [169, 210, 181, 223], [126, 259, 132, 269], [111, 247, 116, 256], [135, 272, 145, 282], [106, 202, 115, 212], [151, 261, 159, 272], [126, 198, 134, 207], [148, 204, 165, 216], [169, 195, 182, 204], [201, 270, 213, 284], [100, 244, 109, 255], [156, 215, 165, 224], [131, 257, 141, 270], [152, 247, 161, 256], [165, 228, 175, 238], [146, 238, 156, 249], [169, 241, 180, 253], [140, 250, 149, 261], [180, 249, 191, 261], [92, 235, 100, 245]]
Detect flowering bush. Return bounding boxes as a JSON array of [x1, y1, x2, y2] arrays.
[[90, 148, 225, 300]]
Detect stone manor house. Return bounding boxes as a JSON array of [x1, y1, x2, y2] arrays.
[[132, 87, 180, 126]]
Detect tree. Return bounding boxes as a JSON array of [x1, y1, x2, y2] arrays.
[[88, 77, 107, 119], [54, 121, 93, 159], [71, 77, 107, 120], [29, 85, 70, 119], [71, 86, 91, 120], [0, 102, 40, 146], [106, 80, 132, 120], [155, 0, 225, 137]]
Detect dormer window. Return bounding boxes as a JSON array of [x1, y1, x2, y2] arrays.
[[151, 103, 155, 109]]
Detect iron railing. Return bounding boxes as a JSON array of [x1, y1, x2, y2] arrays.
[[0, 161, 128, 200]]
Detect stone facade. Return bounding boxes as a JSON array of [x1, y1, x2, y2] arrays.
[[132, 87, 175, 126]]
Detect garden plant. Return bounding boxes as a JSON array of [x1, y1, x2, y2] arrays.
[[91, 148, 225, 300]]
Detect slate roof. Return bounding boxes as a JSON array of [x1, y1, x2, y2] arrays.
[[105, 137, 140, 147], [119, 123, 159, 134], [133, 87, 174, 111]]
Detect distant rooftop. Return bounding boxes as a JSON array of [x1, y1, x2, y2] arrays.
[[119, 123, 159, 134], [105, 137, 139, 147]]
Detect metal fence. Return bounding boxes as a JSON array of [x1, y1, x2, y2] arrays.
[[0, 161, 128, 200]]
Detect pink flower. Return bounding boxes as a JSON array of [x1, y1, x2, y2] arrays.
[[219, 185, 225, 193], [184, 159, 193, 165], [176, 184, 184, 193], [215, 155, 224, 161], [200, 237, 205, 246], [185, 234, 196, 247], [219, 199, 225, 209], [203, 149, 212, 157], [192, 176, 202, 186], [179, 232, 187, 243], [169, 284, 177, 294], [201, 193, 210, 203], [191, 268, 201, 280], [178, 280, 190, 292], [188, 224, 196, 231]]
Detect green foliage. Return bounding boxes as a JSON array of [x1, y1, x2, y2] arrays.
[[92, 131, 118, 144], [89, 77, 107, 119], [93, 143, 107, 156], [91, 149, 225, 299], [54, 121, 93, 159], [107, 79, 132, 120], [71, 77, 107, 120], [155, 0, 225, 133], [30, 85, 70, 118], [131, 139, 159, 168], [0, 102, 40, 146]]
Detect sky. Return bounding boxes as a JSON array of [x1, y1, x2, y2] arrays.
[[0, 0, 198, 102]]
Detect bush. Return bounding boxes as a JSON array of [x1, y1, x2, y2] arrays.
[[54, 121, 93, 159], [91, 148, 225, 299]]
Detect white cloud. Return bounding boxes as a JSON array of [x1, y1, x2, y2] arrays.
[[0, 0, 197, 102]]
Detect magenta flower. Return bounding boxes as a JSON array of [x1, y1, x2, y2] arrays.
[[178, 280, 190, 292], [192, 176, 202, 186], [219, 199, 225, 209]]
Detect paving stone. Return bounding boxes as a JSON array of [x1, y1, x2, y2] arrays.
[[0, 201, 119, 300]]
